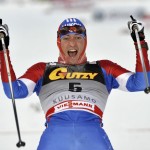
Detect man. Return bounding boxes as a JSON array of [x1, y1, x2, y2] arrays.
[[0, 18, 150, 150]]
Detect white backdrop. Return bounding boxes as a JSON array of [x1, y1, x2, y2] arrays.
[[0, 1, 150, 150]]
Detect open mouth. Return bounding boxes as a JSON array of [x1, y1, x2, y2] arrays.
[[68, 49, 78, 57]]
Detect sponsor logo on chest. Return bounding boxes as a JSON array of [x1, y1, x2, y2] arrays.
[[49, 68, 98, 80]]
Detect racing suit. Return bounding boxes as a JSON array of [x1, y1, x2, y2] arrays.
[[0, 40, 150, 150]]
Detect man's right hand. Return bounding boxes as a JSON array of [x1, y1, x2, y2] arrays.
[[0, 19, 9, 50]]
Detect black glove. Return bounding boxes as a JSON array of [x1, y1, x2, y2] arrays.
[[0, 19, 9, 51], [128, 19, 145, 42]]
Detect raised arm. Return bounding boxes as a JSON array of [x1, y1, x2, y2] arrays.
[[0, 20, 46, 99], [99, 19, 150, 93]]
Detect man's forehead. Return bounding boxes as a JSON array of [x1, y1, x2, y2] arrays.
[[61, 33, 84, 39]]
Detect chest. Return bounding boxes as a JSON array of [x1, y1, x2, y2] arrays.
[[42, 62, 105, 87]]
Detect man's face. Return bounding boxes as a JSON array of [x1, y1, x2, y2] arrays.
[[60, 34, 86, 65]]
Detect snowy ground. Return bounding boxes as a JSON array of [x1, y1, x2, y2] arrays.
[[0, 1, 150, 150]]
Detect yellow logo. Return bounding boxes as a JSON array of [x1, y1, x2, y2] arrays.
[[49, 68, 98, 80]]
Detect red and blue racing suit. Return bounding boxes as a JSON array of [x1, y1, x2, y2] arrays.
[[0, 40, 150, 150]]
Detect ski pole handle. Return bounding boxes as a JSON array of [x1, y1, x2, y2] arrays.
[[130, 15, 140, 32]]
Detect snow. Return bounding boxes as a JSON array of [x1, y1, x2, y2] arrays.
[[0, 1, 150, 150]]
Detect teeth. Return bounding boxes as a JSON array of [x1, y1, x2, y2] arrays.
[[69, 49, 77, 52]]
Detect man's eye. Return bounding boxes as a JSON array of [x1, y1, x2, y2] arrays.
[[62, 37, 69, 40], [75, 36, 82, 40]]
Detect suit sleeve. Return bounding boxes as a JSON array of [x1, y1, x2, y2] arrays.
[[0, 50, 46, 99], [99, 40, 150, 93]]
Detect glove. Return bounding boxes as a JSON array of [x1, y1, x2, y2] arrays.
[[0, 19, 9, 51], [128, 20, 145, 42]]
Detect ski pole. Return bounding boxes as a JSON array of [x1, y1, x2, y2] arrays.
[[130, 15, 150, 94], [0, 31, 25, 147]]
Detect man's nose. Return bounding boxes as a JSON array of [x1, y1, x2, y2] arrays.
[[69, 39, 76, 46]]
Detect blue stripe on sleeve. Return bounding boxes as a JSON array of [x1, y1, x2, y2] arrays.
[[2, 80, 29, 99], [126, 72, 150, 92]]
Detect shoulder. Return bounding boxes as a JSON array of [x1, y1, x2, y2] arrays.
[[26, 62, 47, 73], [97, 60, 117, 68], [19, 62, 48, 81], [29, 62, 47, 69], [97, 60, 130, 77]]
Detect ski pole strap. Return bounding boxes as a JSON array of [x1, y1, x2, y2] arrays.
[[135, 41, 149, 51]]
